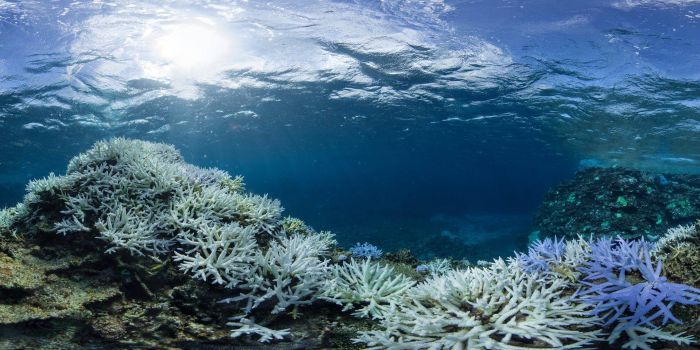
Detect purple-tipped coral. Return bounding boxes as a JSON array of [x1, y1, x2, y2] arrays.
[[515, 236, 566, 273], [349, 242, 383, 259], [578, 237, 700, 331]]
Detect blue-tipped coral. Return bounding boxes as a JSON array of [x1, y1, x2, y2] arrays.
[[349, 242, 383, 259], [518, 234, 700, 349], [515, 236, 567, 273], [578, 237, 700, 347]]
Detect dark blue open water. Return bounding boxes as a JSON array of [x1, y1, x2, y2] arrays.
[[1, 0, 699, 260]]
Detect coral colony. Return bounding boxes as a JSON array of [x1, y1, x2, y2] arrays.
[[349, 242, 384, 259], [1, 138, 700, 349]]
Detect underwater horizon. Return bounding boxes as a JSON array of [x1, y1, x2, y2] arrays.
[[1, 2, 700, 349]]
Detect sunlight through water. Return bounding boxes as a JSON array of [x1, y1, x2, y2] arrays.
[[154, 20, 232, 71]]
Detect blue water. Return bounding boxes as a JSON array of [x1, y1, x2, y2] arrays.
[[1, 0, 699, 260]]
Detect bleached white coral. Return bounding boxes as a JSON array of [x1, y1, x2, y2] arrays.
[[95, 204, 172, 257], [561, 236, 592, 269], [25, 172, 73, 196], [6, 138, 338, 342], [227, 316, 290, 343], [233, 193, 283, 234], [323, 258, 416, 320], [170, 186, 241, 228], [66, 138, 182, 175], [0, 207, 15, 233], [424, 258, 452, 276], [174, 222, 257, 288], [222, 232, 334, 315], [356, 259, 601, 350], [652, 223, 698, 258], [609, 325, 695, 350]]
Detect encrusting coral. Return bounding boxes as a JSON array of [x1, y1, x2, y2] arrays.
[[2, 138, 700, 349]]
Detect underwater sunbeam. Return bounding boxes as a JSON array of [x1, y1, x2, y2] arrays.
[[154, 21, 231, 71]]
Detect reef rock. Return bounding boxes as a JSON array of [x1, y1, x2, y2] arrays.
[[532, 167, 700, 241]]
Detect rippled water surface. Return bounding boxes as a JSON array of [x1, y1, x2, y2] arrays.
[[1, 0, 699, 258]]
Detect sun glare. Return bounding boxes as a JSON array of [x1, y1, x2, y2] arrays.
[[155, 22, 231, 70]]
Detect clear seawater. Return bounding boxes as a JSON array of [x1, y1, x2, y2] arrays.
[[1, 0, 699, 260]]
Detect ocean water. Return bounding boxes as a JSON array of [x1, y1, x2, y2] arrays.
[[1, 0, 699, 260]]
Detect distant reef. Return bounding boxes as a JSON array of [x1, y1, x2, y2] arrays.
[[1, 139, 700, 350], [533, 166, 700, 242]]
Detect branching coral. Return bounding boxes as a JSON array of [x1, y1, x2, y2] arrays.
[[652, 222, 698, 259], [174, 222, 257, 288], [422, 258, 452, 276], [96, 204, 173, 257], [578, 237, 700, 347], [515, 236, 591, 284], [356, 259, 601, 349], [323, 258, 415, 319], [0, 207, 18, 234], [349, 242, 383, 259], [519, 232, 700, 349], [516, 236, 567, 273], [227, 316, 291, 343], [223, 232, 334, 316], [7, 138, 699, 348]]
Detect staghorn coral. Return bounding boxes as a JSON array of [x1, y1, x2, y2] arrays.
[[227, 316, 291, 343], [280, 216, 316, 236], [651, 221, 699, 262], [174, 222, 258, 288], [323, 258, 415, 320], [650, 222, 700, 292], [422, 257, 453, 276], [356, 258, 601, 349], [515, 236, 567, 274]]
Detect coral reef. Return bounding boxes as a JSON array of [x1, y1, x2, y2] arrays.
[[0, 138, 361, 348], [2, 139, 700, 350], [532, 167, 700, 241]]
